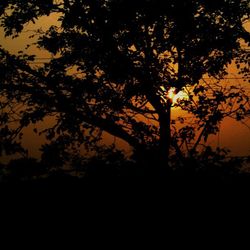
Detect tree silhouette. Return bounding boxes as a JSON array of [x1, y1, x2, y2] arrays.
[[0, 0, 249, 172]]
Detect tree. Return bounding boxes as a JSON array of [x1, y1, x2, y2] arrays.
[[0, 0, 249, 170]]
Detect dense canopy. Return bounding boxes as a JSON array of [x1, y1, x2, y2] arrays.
[[0, 0, 249, 168]]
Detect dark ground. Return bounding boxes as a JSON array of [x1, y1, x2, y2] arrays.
[[1, 154, 250, 195], [1, 158, 250, 186]]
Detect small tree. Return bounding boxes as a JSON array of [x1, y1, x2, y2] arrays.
[[171, 79, 249, 169], [0, 0, 249, 169]]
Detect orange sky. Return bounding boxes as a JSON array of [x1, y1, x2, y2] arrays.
[[0, 15, 249, 162]]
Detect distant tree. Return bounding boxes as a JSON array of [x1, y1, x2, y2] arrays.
[[0, 0, 249, 170], [3, 157, 46, 182]]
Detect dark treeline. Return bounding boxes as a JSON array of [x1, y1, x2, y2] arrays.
[[0, 153, 249, 184]]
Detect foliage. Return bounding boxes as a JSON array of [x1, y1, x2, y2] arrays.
[[1, 157, 46, 182], [0, 0, 249, 171], [171, 80, 249, 160]]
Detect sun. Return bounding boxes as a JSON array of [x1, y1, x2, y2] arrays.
[[160, 86, 188, 104], [167, 87, 176, 101]]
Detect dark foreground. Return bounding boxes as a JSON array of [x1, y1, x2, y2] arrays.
[[1, 157, 250, 187], [1, 160, 250, 216]]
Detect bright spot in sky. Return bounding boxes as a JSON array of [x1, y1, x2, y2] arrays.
[[167, 87, 176, 101], [160, 86, 188, 104]]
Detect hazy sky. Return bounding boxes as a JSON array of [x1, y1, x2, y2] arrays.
[[0, 14, 249, 162]]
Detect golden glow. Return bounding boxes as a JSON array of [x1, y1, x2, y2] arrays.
[[0, 15, 249, 162], [172, 89, 189, 104], [167, 87, 176, 101], [161, 86, 188, 104]]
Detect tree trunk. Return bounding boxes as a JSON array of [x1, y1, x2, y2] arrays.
[[131, 102, 171, 176], [158, 101, 172, 169]]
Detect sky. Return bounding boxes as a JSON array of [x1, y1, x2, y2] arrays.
[[0, 13, 249, 163]]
